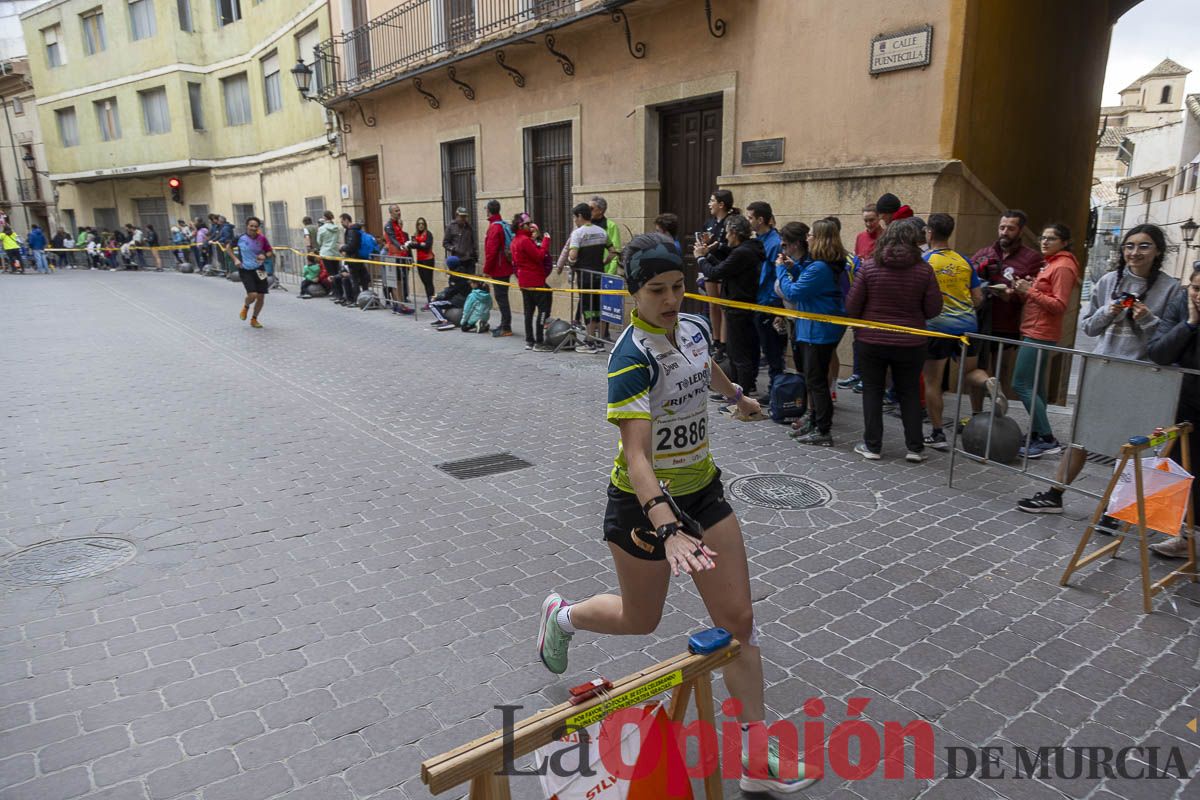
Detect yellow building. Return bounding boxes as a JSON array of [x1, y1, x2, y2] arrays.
[[21, 0, 341, 244]]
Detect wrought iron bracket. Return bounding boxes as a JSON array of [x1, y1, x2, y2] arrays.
[[337, 98, 377, 132], [544, 34, 575, 76], [704, 0, 726, 38], [447, 66, 475, 100], [413, 77, 441, 109], [610, 8, 646, 59], [495, 50, 526, 88]]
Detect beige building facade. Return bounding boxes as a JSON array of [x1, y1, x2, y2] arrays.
[[20, 0, 342, 244], [315, 0, 1134, 297]]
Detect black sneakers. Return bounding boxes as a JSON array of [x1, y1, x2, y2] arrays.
[[1017, 490, 1063, 514]]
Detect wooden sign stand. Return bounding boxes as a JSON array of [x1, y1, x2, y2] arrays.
[[421, 642, 742, 800], [1061, 422, 1196, 612]]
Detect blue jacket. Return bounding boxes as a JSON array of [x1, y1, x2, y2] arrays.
[[755, 228, 782, 307], [461, 288, 493, 327], [776, 259, 847, 344], [28, 229, 46, 250]]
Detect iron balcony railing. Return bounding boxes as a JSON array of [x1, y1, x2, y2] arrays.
[[17, 178, 41, 202], [315, 0, 608, 102]]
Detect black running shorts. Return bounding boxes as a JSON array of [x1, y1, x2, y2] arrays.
[[239, 268, 269, 294], [602, 473, 734, 561]]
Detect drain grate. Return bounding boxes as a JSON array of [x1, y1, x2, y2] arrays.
[[0, 537, 138, 586], [1086, 452, 1117, 467], [727, 474, 833, 510], [436, 452, 534, 480]]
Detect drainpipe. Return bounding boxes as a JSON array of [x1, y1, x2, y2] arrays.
[[1, 93, 32, 232]]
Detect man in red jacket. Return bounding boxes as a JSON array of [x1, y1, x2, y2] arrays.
[[383, 205, 413, 313], [483, 199, 514, 337]]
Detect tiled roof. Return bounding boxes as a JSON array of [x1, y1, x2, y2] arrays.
[[1121, 58, 1192, 92], [1097, 126, 1146, 148]]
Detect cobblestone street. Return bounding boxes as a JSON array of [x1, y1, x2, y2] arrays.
[[1, 271, 1198, 800]]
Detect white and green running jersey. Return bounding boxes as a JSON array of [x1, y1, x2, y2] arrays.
[[607, 310, 718, 496]]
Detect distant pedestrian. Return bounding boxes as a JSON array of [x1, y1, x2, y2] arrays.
[[1017, 224, 1178, 515], [232, 216, 272, 328], [1009, 222, 1082, 462], [1146, 263, 1200, 558], [845, 218, 943, 461], [28, 224, 49, 273], [695, 213, 764, 401], [1, 226, 22, 272], [558, 202, 609, 350], [921, 213, 986, 450], [484, 200, 514, 336], [443, 207, 477, 276], [776, 219, 848, 447], [511, 212, 553, 351], [409, 217, 436, 309], [747, 202, 785, 385], [698, 190, 735, 358]]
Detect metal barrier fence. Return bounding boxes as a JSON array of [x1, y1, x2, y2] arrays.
[[947, 333, 1200, 500]]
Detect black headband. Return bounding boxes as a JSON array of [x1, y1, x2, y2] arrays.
[[625, 242, 684, 293]]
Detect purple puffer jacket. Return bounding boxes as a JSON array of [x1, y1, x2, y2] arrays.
[[844, 243, 943, 347]]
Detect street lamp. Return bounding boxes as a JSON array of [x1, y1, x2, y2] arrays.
[[1182, 217, 1199, 250], [21, 150, 48, 176], [290, 59, 314, 100]]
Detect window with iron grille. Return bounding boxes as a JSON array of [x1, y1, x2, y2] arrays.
[[232, 204, 256, 227], [55, 107, 79, 147], [11, 96, 23, 115], [268, 201, 290, 248], [304, 196, 326, 223], [129, 0, 157, 40], [135, 198, 170, 241], [81, 9, 106, 55], [440, 138, 476, 232], [62, 209, 77, 234], [188, 204, 209, 223], [523, 123, 573, 251], [95, 207, 119, 231]]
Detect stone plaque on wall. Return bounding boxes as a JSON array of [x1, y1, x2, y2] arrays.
[[741, 138, 785, 166], [870, 25, 933, 74]]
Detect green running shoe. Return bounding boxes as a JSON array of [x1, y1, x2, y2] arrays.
[[740, 736, 818, 794], [536, 593, 572, 674]]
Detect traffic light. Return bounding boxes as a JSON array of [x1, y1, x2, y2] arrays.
[[168, 176, 182, 204]]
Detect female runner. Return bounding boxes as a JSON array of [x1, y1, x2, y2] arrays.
[[536, 233, 814, 795]]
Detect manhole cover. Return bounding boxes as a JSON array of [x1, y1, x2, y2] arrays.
[[436, 452, 534, 480], [0, 537, 138, 586], [727, 474, 833, 509]]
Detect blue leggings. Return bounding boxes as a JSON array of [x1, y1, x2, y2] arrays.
[[1012, 337, 1055, 438]]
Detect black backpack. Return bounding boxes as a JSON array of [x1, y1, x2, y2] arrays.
[[768, 373, 808, 423]]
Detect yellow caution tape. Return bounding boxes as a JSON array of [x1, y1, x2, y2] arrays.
[[54, 241, 967, 345]]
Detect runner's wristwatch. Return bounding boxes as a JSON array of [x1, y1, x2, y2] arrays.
[[724, 384, 743, 404]]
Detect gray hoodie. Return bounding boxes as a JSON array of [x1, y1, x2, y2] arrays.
[[1080, 268, 1184, 361]]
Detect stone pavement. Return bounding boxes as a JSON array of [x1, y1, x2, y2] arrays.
[[0, 270, 1197, 800]]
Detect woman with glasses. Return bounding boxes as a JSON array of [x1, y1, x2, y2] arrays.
[[1006, 223, 1081, 462], [1018, 223, 1182, 515]]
